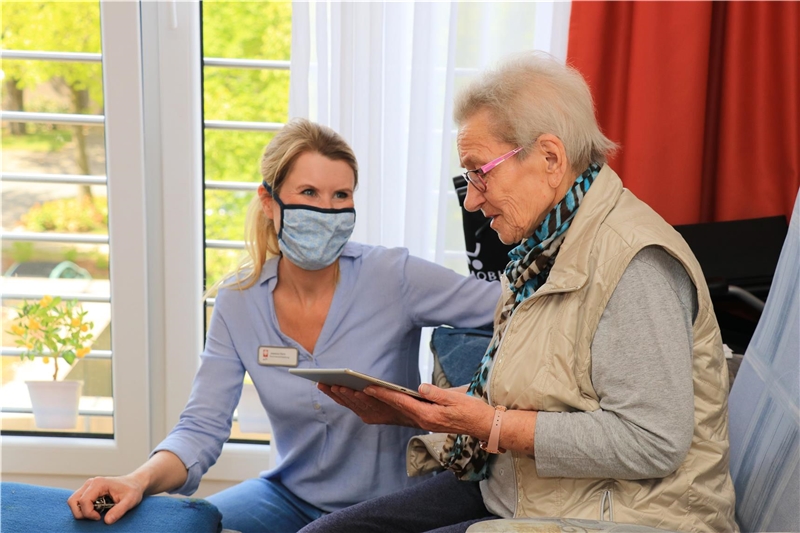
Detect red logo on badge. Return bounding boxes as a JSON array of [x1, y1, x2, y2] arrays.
[[263, 349, 269, 358]]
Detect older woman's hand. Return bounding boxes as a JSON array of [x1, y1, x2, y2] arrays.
[[364, 383, 496, 440], [323, 382, 538, 454]]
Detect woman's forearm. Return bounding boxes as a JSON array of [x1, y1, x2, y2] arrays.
[[130, 451, 189, 495], [494, 409, 537, 456]]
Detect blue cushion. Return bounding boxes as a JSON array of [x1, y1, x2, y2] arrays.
[[431, 326, 493, 387], [1, 482, 222, 533]]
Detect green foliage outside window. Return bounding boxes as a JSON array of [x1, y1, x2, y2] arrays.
[[2, 1, 105, 200], [1, 1, 293, 288], [1, 2, 103, 104], [22, 197, 108, 234], [202, 1, 292, 287]]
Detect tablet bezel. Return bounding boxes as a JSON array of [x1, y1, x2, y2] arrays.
[[288, 368, 426, 400]]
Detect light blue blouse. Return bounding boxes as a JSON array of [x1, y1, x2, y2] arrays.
[[153, 242, 500, 511]]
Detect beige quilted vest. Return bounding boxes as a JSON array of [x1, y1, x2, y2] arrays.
[[409, 166, 738, 533]]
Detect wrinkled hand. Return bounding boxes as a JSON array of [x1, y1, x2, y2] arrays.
[[323, 382, 495, 440], [67, 475, 145, 525]]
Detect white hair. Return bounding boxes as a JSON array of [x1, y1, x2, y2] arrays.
[[454, 51, 617, 173]]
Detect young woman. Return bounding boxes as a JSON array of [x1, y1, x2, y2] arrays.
[[68, 119, 500, 533]]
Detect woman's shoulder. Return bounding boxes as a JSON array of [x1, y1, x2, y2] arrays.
[[214, 259, 277, 303], [344, 241, 411, 268], [349, 241, 476, 277]]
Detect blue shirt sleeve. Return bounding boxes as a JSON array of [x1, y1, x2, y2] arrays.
[[401, 253, 501, 329], [151, 290, 246, 495]]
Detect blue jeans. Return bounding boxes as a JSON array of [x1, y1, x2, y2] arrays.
[[207, 478, 326, 533]]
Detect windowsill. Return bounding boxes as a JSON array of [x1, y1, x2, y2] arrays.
[[1, 394, 114, 435]]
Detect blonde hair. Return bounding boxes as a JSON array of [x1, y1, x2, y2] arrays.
[[454, 51, 617, 173], [207, 119, 358, 296]]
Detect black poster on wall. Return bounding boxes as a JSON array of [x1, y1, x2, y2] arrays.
[[453, 175, 515, 282]]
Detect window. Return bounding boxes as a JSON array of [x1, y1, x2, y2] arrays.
[[1, 1, 150, 475], [1, 1, 112, 436]]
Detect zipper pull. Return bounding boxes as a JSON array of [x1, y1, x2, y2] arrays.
[[599, 489, 614, 521]]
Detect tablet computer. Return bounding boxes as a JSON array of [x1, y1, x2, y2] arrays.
[[288, 368, 426, 400]]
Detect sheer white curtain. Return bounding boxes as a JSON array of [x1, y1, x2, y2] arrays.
[[289, 1, 571, 267]]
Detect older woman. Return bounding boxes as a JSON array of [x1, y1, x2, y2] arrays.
[[68, 119, 500, 533], [306, 53, 738, 533]]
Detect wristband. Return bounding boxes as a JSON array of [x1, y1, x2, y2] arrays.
[[479, 405, 507, 454]]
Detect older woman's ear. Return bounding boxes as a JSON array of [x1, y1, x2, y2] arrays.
[[536, 134, 570, 189]]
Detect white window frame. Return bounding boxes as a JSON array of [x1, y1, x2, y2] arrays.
[[1, 2, 151, 476]]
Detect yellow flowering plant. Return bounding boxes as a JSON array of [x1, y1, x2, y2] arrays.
[[6, 296, 94, 381]]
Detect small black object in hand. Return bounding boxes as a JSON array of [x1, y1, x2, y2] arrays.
[[93, 495, 116, 513]]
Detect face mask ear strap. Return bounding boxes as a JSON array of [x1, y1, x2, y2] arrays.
[[262, 181, 286, 239]]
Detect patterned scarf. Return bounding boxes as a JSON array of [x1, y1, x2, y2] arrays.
[[443, 162, 601, 481]]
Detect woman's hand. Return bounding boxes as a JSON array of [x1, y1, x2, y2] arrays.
[[67, 475, 145, 525], [321, 382, 496, 441], [67, 451, 188, 525], [318, 383, 419, 427], [367, 383, 496, 439]]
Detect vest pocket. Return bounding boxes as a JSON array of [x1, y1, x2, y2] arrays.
[[599, 488, 614, 521]]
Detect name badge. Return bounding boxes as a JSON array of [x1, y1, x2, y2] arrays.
[[258, 346, 299, 367]]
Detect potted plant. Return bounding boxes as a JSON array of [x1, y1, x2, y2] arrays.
[[6, 296, 94, 429]]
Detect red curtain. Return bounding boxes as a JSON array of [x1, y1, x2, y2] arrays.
[[567, 1, 800, 225]]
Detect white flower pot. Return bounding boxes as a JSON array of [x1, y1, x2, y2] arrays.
[[237, 382, 272, 434], [25, 380, 83, 429]]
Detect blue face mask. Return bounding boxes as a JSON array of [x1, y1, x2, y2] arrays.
[[263, 181, 356, 271]]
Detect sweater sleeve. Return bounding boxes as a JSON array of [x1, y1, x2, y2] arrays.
[[534, 246, 697, 480]]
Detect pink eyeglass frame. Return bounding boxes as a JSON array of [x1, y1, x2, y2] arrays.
[[462, 146, 524, 192]]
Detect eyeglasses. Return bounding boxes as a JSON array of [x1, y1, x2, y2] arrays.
[[462, 146, 523, 193]]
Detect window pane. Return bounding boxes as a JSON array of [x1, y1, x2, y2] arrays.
[[2, 180, 107, 233], [2, 125, 105, 175], [205, 188, 251, 242], [204, 68, 290, 123], [202, 119, 280, 294], [0, 3, 102, 53], [1, 354, 112, 436], [1, 1, 112, 436], [2, 298, 112, 437], [2, 241, 108, 280], [203, 123, 276, 182], [205, 247, 245, 290], [1, 60, 104, 115], [202, 2, 291, 61]]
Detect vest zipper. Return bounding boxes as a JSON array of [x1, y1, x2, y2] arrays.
[[493, 282, 584, 516], [490, 283, 580, 392], [599, 489, 614, 521]]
